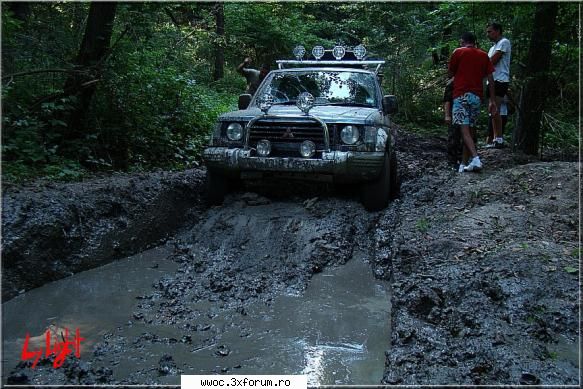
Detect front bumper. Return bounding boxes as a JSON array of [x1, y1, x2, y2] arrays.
[[203, 147, 384, 182]]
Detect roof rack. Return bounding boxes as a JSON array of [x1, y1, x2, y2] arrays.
[[276, 60, 385, 75]]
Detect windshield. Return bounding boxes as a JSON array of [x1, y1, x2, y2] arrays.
[[256, 70, 379, 107]]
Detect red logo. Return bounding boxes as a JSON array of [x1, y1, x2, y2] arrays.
[[21, 327, 85, 369]]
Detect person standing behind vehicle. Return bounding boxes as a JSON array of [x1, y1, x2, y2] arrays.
[[448, 32, 497, 172], [236, 57, 270, 96], [486, 22, 512, 148]]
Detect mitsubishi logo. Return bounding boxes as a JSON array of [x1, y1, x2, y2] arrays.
[[282, 128, 294, 139]]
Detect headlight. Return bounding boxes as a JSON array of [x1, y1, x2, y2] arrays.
[[300, 140, 316, 158], [340, 125, 360, 144], [226, 123, 243, 141], [256, 139, 271, 157]]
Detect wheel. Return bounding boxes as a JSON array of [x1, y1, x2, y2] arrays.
[[361, 151, 396, 211], [205, 169, 227, 205]]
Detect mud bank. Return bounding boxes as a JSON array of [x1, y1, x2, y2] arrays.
[[2, 169, 206, 301], [380, 131, 580, 385]]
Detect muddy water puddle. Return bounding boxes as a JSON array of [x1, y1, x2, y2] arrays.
[[3, 244, 390, 385], [204, 251, 391, 385], [2, 246, 177, 377]]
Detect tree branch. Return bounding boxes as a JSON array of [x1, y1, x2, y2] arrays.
[[2, 68, 86, 81]]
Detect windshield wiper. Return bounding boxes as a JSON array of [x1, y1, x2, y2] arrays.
[[327, 102, 374, 107], [271, 101, 297, 105]]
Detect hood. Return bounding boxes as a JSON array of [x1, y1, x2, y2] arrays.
[[220, 105, 381, 125]]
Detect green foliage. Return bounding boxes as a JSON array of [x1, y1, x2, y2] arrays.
[[416, 217, 430, 233], [1, 2, 579, 182]]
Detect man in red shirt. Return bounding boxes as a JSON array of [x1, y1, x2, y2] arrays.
[[448, 32, 497, 172]]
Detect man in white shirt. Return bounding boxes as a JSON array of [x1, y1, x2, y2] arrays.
[[486, 22, 511, 148]]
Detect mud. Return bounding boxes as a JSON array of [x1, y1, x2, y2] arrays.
[[1, 169, 206, 301], [380, 130, 580, 385], [2, 129, 580, 385]]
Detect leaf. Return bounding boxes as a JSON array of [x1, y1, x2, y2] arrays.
[[564, 266, 578, 274]]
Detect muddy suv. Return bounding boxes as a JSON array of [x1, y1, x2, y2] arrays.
[[203, 45, 398, 211]]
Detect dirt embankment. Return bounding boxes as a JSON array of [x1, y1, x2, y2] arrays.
[[379, 130, 580, 385], [1, 170, 206, 301]]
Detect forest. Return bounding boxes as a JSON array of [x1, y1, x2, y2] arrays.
[[1, 1, 579, 181]]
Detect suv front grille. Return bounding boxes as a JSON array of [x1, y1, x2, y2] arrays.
[[248, 118, 326, 156]]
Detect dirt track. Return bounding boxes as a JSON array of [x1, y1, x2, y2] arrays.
[[2, 130, 580, 385]]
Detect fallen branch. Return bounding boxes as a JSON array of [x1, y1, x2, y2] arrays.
[[2, 68, 86, 81], [28, 79, 101, 110]]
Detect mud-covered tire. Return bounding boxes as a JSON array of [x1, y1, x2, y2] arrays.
[[361, 151, 393, 212], [205, 170, 227, 205]]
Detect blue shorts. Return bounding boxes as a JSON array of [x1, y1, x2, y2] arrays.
[[452, 93, 481, 127]]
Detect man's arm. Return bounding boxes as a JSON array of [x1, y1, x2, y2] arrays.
[[490, 50, 503, 66], [237, 57, 252, 75]]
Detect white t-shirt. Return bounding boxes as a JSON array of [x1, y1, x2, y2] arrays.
[[488, 37, 511, 83]]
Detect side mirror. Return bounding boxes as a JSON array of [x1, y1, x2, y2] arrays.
[[238, 94, 252, 110], [382, 95, 398, 115]]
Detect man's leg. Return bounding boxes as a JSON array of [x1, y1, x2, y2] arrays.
[[492, 94, 503, 140], [461, 124, 477, 158]]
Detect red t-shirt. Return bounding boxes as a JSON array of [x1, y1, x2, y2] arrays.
[[448, 47, 494, 100]]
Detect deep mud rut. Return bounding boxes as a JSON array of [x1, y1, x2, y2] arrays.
[[2, 129, 580, 386]]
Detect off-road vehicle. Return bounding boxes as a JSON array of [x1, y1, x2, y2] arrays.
[[203, 45, 399, 211]]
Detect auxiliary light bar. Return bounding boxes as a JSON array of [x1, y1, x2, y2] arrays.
[[278, 44, 384, 74]]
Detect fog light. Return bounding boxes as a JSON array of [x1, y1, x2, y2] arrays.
[[293, 45, 306, 60], [312, 45, 325, 60], [332, 45, 346, 60], [353, 44, 367, 60], [256, 139, 271, 157], [300, 140, 316, 158], [258, 94, 274, 114], [296, 92, 315, 114]]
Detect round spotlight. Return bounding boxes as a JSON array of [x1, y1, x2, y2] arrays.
[[226, 122, 243, 141], [258, 94, 274, 114], [293, 45, 306, 60], [300, 140, 316, 158], [256, 139, 271, 157], [296, 92, 315, 114], [332, 45, 346, 60], [312, 45, 325, 60], [341, 125, 360, 144], [353, 44, 367, 60]]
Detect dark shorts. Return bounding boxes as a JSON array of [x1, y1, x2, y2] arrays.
[[487, 81, 510, 98]]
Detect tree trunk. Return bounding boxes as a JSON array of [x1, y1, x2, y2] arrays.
[[213, 2, 225, 81], [62, 2, 117, 146], [514, 2, 559, 155]]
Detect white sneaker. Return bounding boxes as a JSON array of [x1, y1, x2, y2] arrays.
[[458, 163, 466, 173], [464, 156, 482, 172]]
